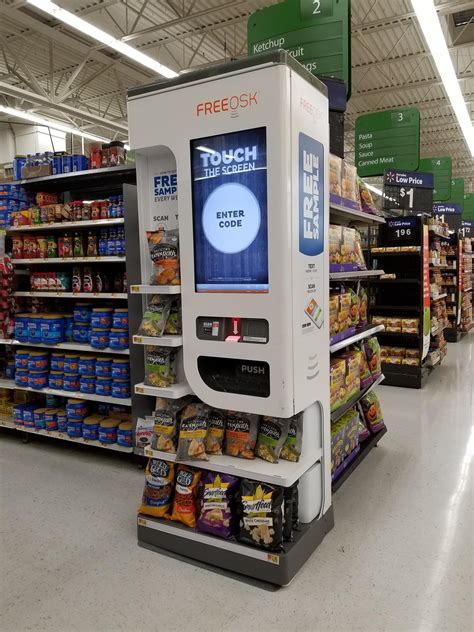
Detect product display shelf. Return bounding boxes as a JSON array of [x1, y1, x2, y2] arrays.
[[18, 425, 133, 452], [330, 324, 384, 353], [12, 165, 136, 188], [134, 381, 192, 399], [3, 383, 131, 406], [330, 373, 385, 424], [329, 202, 386, 225], [329, 270, 385, 280], [429, 261, 449, 268], [7, 218, 125, 232], [5, 340, 129, 355], [130, 284, 181, 295], [332, 427, 387, 492], [132, 334, 182, 347], [13, 256, 125, 264], [0, 378, 16, 389], [431, 293, 448, 301], [370, 278, 420, 284], [0, 414, 16, 429], [13, 291, 127, 299], [370, 248, 421, 256], [428, 226, 449, 238]]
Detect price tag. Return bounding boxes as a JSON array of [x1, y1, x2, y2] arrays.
[[131, 286, 139, 293], [144, 447, 152, 456], [134, 336, 142, 344], [138, 517, 147, 526], [266, 553, 280, 565], [136, 386, 144, 393], [381, 217, 419, 247], [383, 169, 433, 213]]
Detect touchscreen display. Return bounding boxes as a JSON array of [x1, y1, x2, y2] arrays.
[[191, 127, 268, 292]]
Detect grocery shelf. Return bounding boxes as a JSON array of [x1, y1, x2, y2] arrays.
[[370, 304, 420, 312], [431, 293, 447, 301], [143, 445, 323, 487], [377, 331, 419, 338], [428, 226, 449, 238], [331, 374, 385, 423], [0, 415, 16, 429], [13, 256, 125, 264], [18, 426, 133, 452], [132, 334, 182, 347], [6, 218, 124, 233], [431, 325, 447, 337], [7, 340, 129, 355], [13, 164, 136, 187], [130, 284, 181, 294], [13, 291, 127, 299], [1, 382, 131, 405], [134, 381, 192, 399], [332, 427, 387, 492], [463, 287, 472, 292], [329, 270, 385, 280], [330, 324, 384, 354], [429, 262, 449, 268], [329, 202, 386, 225], [370, 249, 421, 256], [371, 278, 420, 284]]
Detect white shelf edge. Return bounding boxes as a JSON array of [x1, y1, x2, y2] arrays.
[[329, 269, 385, 280], [132, 334, 182, 347], [129, 284, 181, 295], [329, 202, 386, 224], [13, 256, 125, 264], [18, 426, 133, 452], [5, 340, 130, 355], [134, 381, 192, 399], [6, 218, 124, 232], [0, 382, 131, 405], [0, 379, 16, 389], [0, 415, 16, 429], [330, 324, 385, 354], [142, 446, 323, 487], [430, 293, 447, 301], [13, 291, 127, 299]]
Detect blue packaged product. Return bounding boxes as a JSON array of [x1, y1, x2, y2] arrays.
[[97, 403, 110, 416], [90, 329, 110, 350], [82, 418, 100, 440], [73, 304, 92, 323], [111, 379, 130, 399], [67, 420, 82, 438], [90, 308, 113, 329], [80, 376, 95, 394], [95, 377, 112, 397], [50, 353, 64, 371], [34, 408, 47, 430], [15, 350, 29, 369], [45, 409, 58, 431], [99, 230, 108, 256], [72, 322, 90, 344], [78, 356, 95, 376], [46, 394, 61, 408], [98, 419, 119, 444], [23, 405, 38, 428], [111, 359, 129, 379], [107, 229, 117, 256], [62, 154, 72, 173], [41, 315, 64, 344], [109, 329, 128, 350], [15, 369, 29, 387], [13, 156, 26, 181], [52, 154, 63, 175], [117, 422, 133, 447], [6, 362, 15, 379], [28, 370, 48, 390], [63, 373, 80, 392], [28, 316, 43, 342], [66, 399, 88, 419], [57, 409, 67, 432], [95, 358, 112, 377], [72, 154, 88, 172], [48, 371, 63, 390], [63, 354, 79, 373], [15, 314, 30, 342], [27, 351, 49, 371]]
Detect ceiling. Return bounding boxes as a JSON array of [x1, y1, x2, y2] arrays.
[[0, 0, 472, 186]]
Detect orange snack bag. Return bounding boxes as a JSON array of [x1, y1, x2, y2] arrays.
[[170, 465, 201, 528]]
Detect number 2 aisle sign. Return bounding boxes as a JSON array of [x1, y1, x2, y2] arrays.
[[355, 107, 420, 177]]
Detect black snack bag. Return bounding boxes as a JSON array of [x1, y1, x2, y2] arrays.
[[238, 479, 283, 551]]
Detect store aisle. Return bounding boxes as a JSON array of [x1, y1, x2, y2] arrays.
[[1, 336, 472, 632]]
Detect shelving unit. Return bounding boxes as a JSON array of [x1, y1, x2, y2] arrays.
[[18, 426, 133, 452], [13, 291, 127, 299], [13, 256, 125, 264], [132, 335, 182, 347], [0, 382, 131, 406], [129, 284, 181, 295], [7, 218, 124, 232], [332, 427, 387, 492], [330, 324, 384, 353], [0, 340, 129, 354]]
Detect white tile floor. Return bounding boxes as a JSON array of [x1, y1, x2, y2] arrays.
[[1, 335, 473, 632]]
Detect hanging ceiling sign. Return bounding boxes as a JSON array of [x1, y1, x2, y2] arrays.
[[382, 169, 433, 213], [432, 203, 462, 214], [463, 193, 474, 221], [355, 107, 420, 177], [448, 178, 465, 212], [247, 0, 351, 96], [418, 156, 452, 201]]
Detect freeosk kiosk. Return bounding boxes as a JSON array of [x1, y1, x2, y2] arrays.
[[128, 52, 333, 584]]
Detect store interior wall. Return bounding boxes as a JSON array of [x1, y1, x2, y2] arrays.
[[0, 125, 66, 162]]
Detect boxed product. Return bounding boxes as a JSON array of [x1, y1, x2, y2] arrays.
[[329, 154, 342, 198], [330, 357, 346, 412], [371, 316, 386, 327], [405, 349, 420, 359], [341, 162, 361, 210], [340, 349, 361, 400], [331, 407, 360, 474], [386, 317, 402, 332], [329, 294, 339, 338], [359, 392, 385, 433], [401, 318, 419, 334]]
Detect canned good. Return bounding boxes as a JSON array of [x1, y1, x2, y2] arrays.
[[63, 354, 79, 374], [15, 369, 29, 387], [78, 355, 95, 376], [82, 416, 100, 440], [49, 371, 64, 390], [41, 314, 64, 344], [28, 315, 43, 342], [90, 328, 110, 350], [80, 376, 96, 394], [50, 353, 64, 371], [112, 309, 128, 329], [95, 376, 112, 396], [57, 409, 68, 432], [67, 419, 83, 438], [72, 322, 90, 344], [95, 357, 112, 377], [63, 373, 80, 392], [45, 409, 58, 431], [66, 399, 88, 419], [98, 418, 119, 444], [117, 421, 133, 447], [74, 303, 92, 323], [111, 379, 130, 399], [109, 328, 129, 350], [111, 358, 130, 379], [14, 314, 30, 342], [15, 350, 29, 370], [28, 370, 48, 390], [62, 154, 72, 173], [90, 308, 113, 329], [27, 351, 49, 371], [34, 408, 47, 430]]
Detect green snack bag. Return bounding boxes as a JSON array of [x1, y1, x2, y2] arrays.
[[144, 346, 177, 388], [256, 416, 291, 464], [280, 414, 303, 462], [137, 296, 172, 337]]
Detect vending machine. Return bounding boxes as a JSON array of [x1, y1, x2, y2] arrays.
[[128, 51, 333, 584]]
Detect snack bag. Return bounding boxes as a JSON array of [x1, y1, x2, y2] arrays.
[[256, 416, 291, 464], [358, 284, 368, 326], [147, 229, 180, 285], [341, 162, 361, 209], [176, 403, 209, 461], [349, 288, 360, 327], [137, 295, 173, 337], [280, 414, 303, 462], [138, 458, 174, 518], [359, 392, 385, 433], [354, 230, 367, 270], [170, 465, 201, 528], [152, 396, 193, 453], [163, 298, 182, 335], [356, 343, 373, 388], [329, 154, 342, 198], [197, 471, 239, 539], [238, 480, 284, 551], [339, 291, 352, 334], [225, 411, 259, 459], [329, 294, 339, 338], [329, 225, 342, 265], [205, 408, 226, 455], [358, 177, 381, 215], [341, 227, 356, 265], [144, 346, 176, 387], [330, 357, 347, 411], [135, 416, 154, 450], [364, 336, 382, 379], [341, 349, 361, 400]]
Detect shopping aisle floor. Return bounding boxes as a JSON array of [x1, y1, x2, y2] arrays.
[[1, 336, 472, 632]]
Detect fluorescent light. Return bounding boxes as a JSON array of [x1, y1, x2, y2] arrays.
[[412, 0, 474, 157], [27, 0, 178, 79], [196, 146, 217, 154], [366, 183, 383, 196], [0, 106, 109, 142]]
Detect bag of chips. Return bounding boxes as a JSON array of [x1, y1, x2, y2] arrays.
[[205, 409, 226, 455], [280, 414, 303, 462], [135, 416, 154, 450], [176, 403, 209, 461], [170, 465, 201, 528], [364, 336, 382, 380], [164, 298, 182, 335], [224, 411, 259, 459], [359, 392, 385, 433], [137, 295, 173, 337], [147, 229, 180, 285], [283, 483, 298, 542], [238, 480, 284, 550], [196, 471, 239, 539], [144, 346, 177, 388], [152, 396, 193, 453], [358, 283, 368, 326], [256, 416, 290, 463], [138, 458, 174, 518]]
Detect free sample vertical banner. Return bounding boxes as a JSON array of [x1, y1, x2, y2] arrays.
[[190, 127, 268, 292]]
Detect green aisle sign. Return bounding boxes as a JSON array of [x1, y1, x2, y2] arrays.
[[247, 0, 351, 95], [355, 107, 420, 177], [418, 156, 452, 201], [449, 178, 465, 208], [463, 193, 474, 220]]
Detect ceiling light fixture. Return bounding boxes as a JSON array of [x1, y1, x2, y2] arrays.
[[411, 0, 474, 157], [365, 183, 383, 196], [27, 0, 178, 79], [0, 106, 110, 142]]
